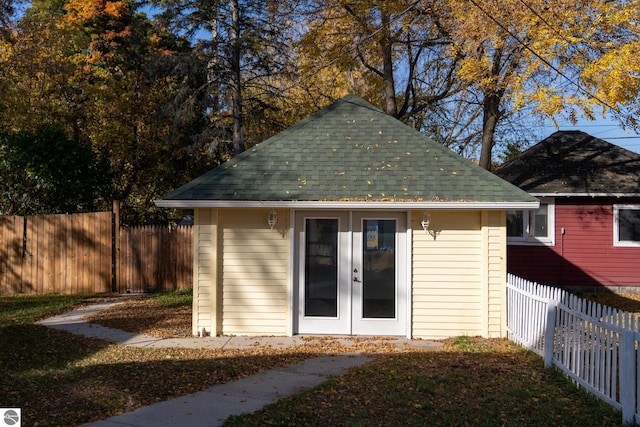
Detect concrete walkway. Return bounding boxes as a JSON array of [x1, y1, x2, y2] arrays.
[[37, 301, 440, 351], [81, 354, 371, 427], [36, 301, 442, 427]]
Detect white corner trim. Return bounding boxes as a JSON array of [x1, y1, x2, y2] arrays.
[[288, 207, 295, 336], [405, 211, 412, 339]]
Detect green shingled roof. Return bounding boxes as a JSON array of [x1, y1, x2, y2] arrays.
[[161, 94, 535, 205]]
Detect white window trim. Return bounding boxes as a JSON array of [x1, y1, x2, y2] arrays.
[[614, 204, 640, 247], [507, 198, 555, 246]]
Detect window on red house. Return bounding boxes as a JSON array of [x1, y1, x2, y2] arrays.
[[614, 205, 640, 247], [507, 199, 554, 246]]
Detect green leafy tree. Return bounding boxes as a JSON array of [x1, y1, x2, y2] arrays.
[[0, 127, 112, 215], [0, 0, 220, 224]]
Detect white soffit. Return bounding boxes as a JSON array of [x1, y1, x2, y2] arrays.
[[154, 199, 540, 210]]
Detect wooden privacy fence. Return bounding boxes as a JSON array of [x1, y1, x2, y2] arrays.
[[117, 225, 193, 293], [507, 274, 640, 425], [0, 212, 193, 294], [0, 212, 113, 294]]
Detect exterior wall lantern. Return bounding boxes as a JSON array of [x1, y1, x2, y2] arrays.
[[421, 212, 431, 234], [268, 210, 278, 230]]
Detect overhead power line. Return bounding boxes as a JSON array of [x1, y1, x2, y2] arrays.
[[517, 0, 574, 46]]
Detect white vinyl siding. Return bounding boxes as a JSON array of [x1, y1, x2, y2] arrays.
[[220, 209, 290, 336], [192, 208, 219, 336], [411, 210, 507, 339], [193, 207, 507, 339], [485, 210, 507, 338], [412, 211, 482, 339]]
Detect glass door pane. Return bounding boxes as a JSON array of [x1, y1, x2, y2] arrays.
[[304, 219, 339, 317], [362, 219, 396, 318]]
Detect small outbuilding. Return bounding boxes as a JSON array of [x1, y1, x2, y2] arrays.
[[495, 130, 640, 292], [156, 95, 537, 338]]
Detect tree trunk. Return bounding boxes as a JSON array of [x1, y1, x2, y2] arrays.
[[207, 0, 220, 113], [230, 0, 244, 157], [479, 90, 501, 170], [381, 9, 397, 117]]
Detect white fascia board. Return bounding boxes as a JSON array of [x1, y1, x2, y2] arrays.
[[154, 199, 539, 210], [530, 193, 640, 198]]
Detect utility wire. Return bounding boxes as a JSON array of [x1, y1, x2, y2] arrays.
[[517, 0, 574, 46]]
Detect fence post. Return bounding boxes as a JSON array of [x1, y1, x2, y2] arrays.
[[112, 200, 120, 293], [620, 330, 635, 424], [544, 300, 557, 368]]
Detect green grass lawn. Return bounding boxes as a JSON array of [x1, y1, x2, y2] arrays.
[[225, 336, 625, 427], [0, 292, 627, 427]]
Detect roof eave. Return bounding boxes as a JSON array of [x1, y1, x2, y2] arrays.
[[155, 199, 540, 210], [530, 192, 640, 198]]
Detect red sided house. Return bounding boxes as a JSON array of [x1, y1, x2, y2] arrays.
[[494, 130, 640, 291]]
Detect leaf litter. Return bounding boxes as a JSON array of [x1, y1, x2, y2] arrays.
[[0, 292, 628, 427]]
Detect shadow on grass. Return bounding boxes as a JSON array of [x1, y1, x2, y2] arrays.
[[225, 344, 626, 427], [580, 292, 640, 314], [0, 293, 92, 326], [0, 324, 321, 427], [0, 327, 626, 427]]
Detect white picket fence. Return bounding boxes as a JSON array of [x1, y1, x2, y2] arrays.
[[506, 274, 639, 424]]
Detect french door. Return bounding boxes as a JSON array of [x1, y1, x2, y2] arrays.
[[296, 211, 407, 335]]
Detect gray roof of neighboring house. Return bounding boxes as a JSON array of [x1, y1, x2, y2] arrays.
[[158, 94, 536, 207], [494, 130, 640, 195]]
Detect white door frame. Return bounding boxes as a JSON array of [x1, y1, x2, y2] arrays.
[[351, 212, 407, 335], [295, 212, 351, 334], [294, 210, 409, 336]]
